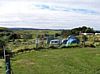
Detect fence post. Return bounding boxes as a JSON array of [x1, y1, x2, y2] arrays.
[[5, 55, 11, 74], [36, 33, 39, 49]]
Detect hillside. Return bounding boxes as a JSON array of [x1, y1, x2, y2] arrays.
[[0, 27, 12, 32]]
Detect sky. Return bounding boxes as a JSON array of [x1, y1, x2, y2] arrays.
[[0, 0, 100, 30]]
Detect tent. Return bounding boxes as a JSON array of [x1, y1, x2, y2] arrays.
[[62, 35, 80, 46], [66, 35, 80, 46]]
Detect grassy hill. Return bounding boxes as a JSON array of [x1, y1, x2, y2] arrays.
[[0, 27, 12, 32], [9, 47, 100, 74]]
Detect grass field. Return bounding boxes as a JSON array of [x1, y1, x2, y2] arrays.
[[6, 47, 100, 74], [1, 47, 100, 74]]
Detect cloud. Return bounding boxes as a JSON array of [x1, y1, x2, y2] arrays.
[[0, 0, 100, 30], [34, 4, 100, 15]]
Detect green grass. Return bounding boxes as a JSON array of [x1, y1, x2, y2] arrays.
[[0, 59, 5, 74], [10, 47, 100, 74]]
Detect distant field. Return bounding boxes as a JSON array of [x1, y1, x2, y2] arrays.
[[8, 47, 100, 74], [14, 30, 61, 34]]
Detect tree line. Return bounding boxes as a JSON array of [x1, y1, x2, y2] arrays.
[[61, 26, 94, 37]]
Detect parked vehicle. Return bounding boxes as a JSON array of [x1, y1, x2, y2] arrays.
[[49, 39, 61, 47]]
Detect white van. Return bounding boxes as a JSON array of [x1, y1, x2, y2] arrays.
[[50, 39, 61, 45]]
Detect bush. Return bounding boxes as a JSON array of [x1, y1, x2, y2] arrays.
[[85, 44, 95, 48]]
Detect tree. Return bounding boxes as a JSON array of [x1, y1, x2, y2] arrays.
[[61, 26, 95, 37], [0, 39, 6, 58], [0, 35, 11, 58], [85, 27, 94, 33]]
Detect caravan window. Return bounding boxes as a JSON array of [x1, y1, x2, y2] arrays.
[[50, 40, 60, 44]]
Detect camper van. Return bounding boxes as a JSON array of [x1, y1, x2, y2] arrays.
[[50, 39, 61, 47]]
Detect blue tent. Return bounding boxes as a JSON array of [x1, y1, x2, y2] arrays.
[[66, 35, 80, 46]]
